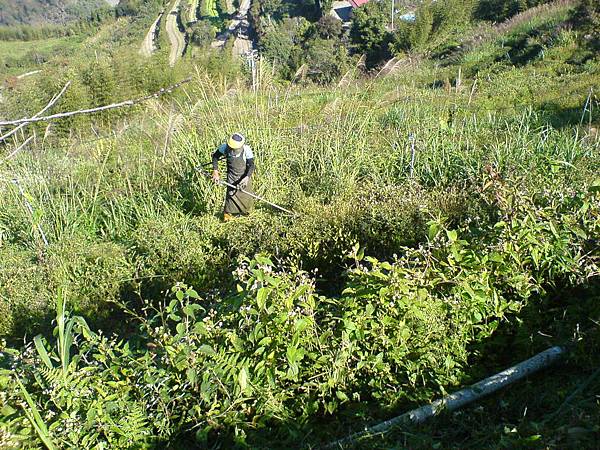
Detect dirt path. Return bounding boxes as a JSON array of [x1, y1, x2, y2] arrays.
[[210, 0, 252, 53], [140, 13, 162, 57], [166, 0, 186, 66], [233, 31, 252, 56], [188, 0, 199, 23]]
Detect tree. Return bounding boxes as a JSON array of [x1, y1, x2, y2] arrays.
[[190, 20, 216, 47], [306, 37, 348, 84], [315, 14, 342, 39], [350, 0, 393, 68], [260, 18, 307, 78], [319, 0, 333, 18], [261, 0, 284, 18], [411, 0, 433, 49], [431, 0, 476, 33]]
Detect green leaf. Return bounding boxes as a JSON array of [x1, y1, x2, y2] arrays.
[[182, 305, 196, 318], [186, 288, 200, 299], [294, 318, 310, 332], [256, 287, 269, 311], [286, 346, 298, 364], [336, 391, 349, 402], [0, 405, 17, 416], [258, 337, 272, 346], [255, 255, 273, 266], [198, 344, 216, 355], [16, 377, 57, 450], [446, 230, 458, 242], [176, 290, 184, 301], [176, 323, 186, 335], [33, 335, 53, 369], [238, 367, 249, 391], [428, 221, 440, 241], [186, 368, 197, 385], [357, 246, 365, 260], [344, 320, 357, 331]]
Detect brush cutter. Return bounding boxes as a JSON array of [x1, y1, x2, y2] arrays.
[[195, 166, 296, 216]]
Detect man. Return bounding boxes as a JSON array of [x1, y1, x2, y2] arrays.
[[212, 132, 256, 221]]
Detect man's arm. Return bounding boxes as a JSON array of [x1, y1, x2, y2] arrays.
[[245, 158, 255, 177], [212, 149, 223, 171], [237, 158, 255, 190], [211, 148, 224, 182]]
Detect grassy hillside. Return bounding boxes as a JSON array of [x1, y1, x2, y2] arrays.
[[0, 0, 598, 448], [0, 0, 112, 26]]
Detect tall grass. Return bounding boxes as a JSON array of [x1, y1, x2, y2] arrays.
[[1, 53, 599, 337]]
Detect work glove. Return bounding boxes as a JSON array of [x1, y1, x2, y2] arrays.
[[237, 176, 250, 190], [212, 170, 220, 184]]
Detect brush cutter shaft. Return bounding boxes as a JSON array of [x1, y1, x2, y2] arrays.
[[196, 167, 295, 216]]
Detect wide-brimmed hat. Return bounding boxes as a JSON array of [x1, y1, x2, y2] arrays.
[[227, 133, 245, 150]]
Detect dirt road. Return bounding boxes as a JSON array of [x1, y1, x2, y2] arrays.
[[166, 0, 186, 66], [210, 0, 252, 52], [140, 13, 162, 56], [233, 28, 253, 56], [188, 0, 199, 23]]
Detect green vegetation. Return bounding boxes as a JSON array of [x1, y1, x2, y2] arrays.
[[475, 0, 555, 22], [0, 35, 85, 74], [200, 0, 219, 18], [0, 0, 599, 448], [0, 0, 111, 26]]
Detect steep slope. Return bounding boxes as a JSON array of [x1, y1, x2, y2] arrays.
[[0, 2, 598, 448]]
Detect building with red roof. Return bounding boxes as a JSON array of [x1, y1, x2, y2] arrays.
[[330, 0, 372, 24], [349, 0, 370, 7]]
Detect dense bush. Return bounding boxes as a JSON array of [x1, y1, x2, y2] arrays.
[[1, 14, 599, 443], [116, 0, 164, 18], [474, 0, 555, 22], [573, 0, 600, 50], [189, 19, 216, 47], [0, 244, 51, 337], [1, 180, 598, 447]]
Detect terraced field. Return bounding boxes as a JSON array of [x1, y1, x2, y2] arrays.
[[201, 0, 219, 17]]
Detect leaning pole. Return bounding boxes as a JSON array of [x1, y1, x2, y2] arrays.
[[325, 346, 567, 449]]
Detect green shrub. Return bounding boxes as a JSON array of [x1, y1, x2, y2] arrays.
[[47, 236, 134, 319], [2, 182, 597, 447], [0, 244, 51, 337], [131, 213, 229, 290]]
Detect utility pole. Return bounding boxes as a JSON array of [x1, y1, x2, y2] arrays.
[[244, 50, 259, 93]]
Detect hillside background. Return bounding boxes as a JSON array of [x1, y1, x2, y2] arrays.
[[0, 0, 116, 25]]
